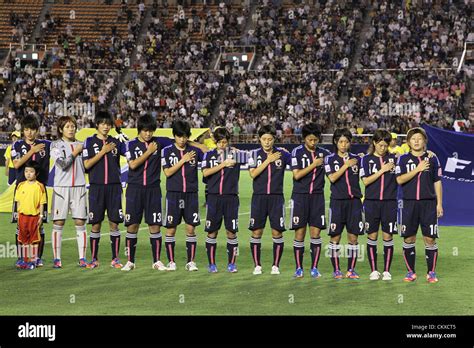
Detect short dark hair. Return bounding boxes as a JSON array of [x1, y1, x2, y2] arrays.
[[302, 122, 321, 140], [332, 128, 352, 149], [213, 127, 231, 142], [258, 125, 276, 138], [406, 127, 428, 145], [24, 160, 41, 176], [21, 115, 39, 132], [172, 119, 191, 137], [95, 111, 114, 128], [57, 116, 77, 136], [368, 129, 392, 155], [137, 114, 157, 133]]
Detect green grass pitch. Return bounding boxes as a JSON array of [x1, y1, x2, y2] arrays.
[[0, 168, 473, 315]]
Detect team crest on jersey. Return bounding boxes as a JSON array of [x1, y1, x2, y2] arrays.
[[351, 165, 358, 173], [39, 149, 46, 158], [112, 147, 118, 156], [330, 223, 337, 231], [275, 159, 282, 168]]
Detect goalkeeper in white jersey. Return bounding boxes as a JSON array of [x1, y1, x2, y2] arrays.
[[50, 116, 88, 268]]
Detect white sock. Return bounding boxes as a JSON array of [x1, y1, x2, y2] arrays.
[[76, 225, 87, 260], [52, 224, 63, 260], [22, 244, 27, 262], [31, 244, 38, 263]]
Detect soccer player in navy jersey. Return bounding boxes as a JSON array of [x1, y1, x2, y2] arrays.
[[360, 129, 398, 281], [324, 128, 364, 279], [120, 114, 168, 271], [290, 123, 330, 279], [396, 127, 443, 283], [83, 111, 126, 269], [11, 115, 51, 268], [248, 125, 291, 275], [162, 120, 208, 272], [201, 127, 246, 273]]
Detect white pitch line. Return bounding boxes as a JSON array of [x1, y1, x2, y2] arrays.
[[46, 199, 331, 244], [45, 211, 251, 244]]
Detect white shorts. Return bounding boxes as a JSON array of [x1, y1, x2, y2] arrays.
[[51, 186, 88, 221]]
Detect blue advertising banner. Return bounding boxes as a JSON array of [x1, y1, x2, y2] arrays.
[[422, 124, 474, 226]]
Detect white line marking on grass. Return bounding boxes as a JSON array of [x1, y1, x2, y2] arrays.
[[47, 201, 330, 245], [46, 211, 251, 244]]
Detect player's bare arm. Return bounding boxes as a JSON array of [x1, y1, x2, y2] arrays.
[[396, 160, 429, 185], [163, 151, 196, 177], [72, 143, 83, 157], [362, 161, 394, 186], [13, 143, 45, 170], [128, 141, 158, 170], [189, 140, 209, 153], [293, 156, 323, 181], [84, 142, 116, 170], [249, 151, 281, 179], [435, 181, 443, 218], [328, 158, 357, 183], [203, 158, 236, 177]]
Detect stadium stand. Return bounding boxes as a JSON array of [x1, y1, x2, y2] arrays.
[[0, 0, 472, 140]]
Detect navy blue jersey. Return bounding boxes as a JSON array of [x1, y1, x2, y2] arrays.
[[201, 148, 247, 195], [125, 136, 166, 187], [360, 153, 398, 200], [396, 152, 442, 200], [248, 147, 291, 195], [82, 134, 126, 185], [11, 139, 51, 186], [291, 145, 330, 194], [324, 153, 362, 199], [161, 143, 204, 193]]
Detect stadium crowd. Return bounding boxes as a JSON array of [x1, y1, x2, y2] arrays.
[[0, 0, 472, 139]]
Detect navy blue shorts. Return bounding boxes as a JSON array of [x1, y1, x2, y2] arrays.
[[11, 184, 48, 224], [205, 194, 239, 233], [363, 199, 398, 234], [399, 199, 438, 238], [88, 184, 123, 224], [164, 191, 200, 228], [249, 194, 286, 232], [289, 193, 326, 230], [125, 185, 162, 226], [328, 198, 364, 236], [8, 167, 16, 185]]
